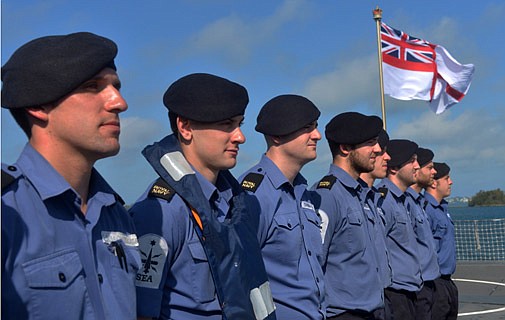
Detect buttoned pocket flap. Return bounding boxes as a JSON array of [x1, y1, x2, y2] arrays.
[[274, 213, 299, 230], [396, 212, 408, 224], [188, 241, 208, 262], [347, 210, 362, 226], [23, 249, 83, 289]]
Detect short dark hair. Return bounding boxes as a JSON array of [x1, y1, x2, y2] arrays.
[[168, 111, 178, 134], [328, 140, 341, 158]]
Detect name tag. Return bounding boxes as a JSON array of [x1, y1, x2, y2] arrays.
[[102, 231, 139, 247], [301, 201, 315, 211]]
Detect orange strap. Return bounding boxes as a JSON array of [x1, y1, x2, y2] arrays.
[[191, 207, 203, 231]]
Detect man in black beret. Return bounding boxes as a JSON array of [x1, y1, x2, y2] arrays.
[[239, 94, 324, 319], [376, 139, 423, 319], [1, 32, 140, 319], [424, 162, 458, 320], [360, 129, 391, 187], [406, 147, 440, 320], [129, 73, 275, 320], [312, 111, 386, 319], [358, 128, 394, 314]]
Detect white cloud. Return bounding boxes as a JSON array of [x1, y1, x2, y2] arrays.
[[177, 0, 311, 65], [119, 116, 167, 153], [301, 55, 378, 112]]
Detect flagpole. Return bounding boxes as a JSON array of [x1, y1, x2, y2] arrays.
[[373, 6, 387, 130]]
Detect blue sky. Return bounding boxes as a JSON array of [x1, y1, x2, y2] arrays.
[[2, 0, 504, 204]]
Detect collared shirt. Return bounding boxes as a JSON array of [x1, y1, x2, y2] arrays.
[[358, 180, 393, 289], [405, 188, 440, 281], [377, 178, 423, 292], [239, 155, 325, 320], [2, 144, 140, 320], [130, 169, 233, 320], [313, 165, 383, 317], [424, 193, 457, 275]]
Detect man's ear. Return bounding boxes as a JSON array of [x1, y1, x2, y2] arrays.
[[177, 117, 192, 141], [271, 135, 283, 145], [339, 143, 352, 156], [25, 105, 52, 122]]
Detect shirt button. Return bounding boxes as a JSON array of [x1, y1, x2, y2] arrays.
[[7, 165, 17, 171], [301, 224, 305, 230], [287, 223, 292, 228], [58, 272, 66, 283], [98, 274, 103, 283], [316, 277, 320, 282], [308, 250, 312, 256]]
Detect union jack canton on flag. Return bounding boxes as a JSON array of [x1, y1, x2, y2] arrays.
[[380, 22, 474, 114]]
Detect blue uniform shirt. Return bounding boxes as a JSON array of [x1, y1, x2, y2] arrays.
[[239, 155, 325, 320], [424, 193, 457, 275], [313, 165, 383, 317], [2, 144, 140, 320], [377, 179, 423, 292], [130, 170, 233, 320], [405, 188, 440, 281], [358, 180, 393, 289]]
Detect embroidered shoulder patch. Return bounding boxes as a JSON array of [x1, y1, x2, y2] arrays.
[[135, 233, 169, 289], [148, 178, 176, 202], [241, 172, 264, 193], [317, 175, 337, 189]]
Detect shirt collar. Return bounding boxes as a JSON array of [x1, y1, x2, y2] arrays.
[[406, 187, 421, 202], [259, 154, 307, 190], [380, 178, 405, 200], [16, 143, 120, 205], [424, 192, 442, 208], [194, 169, 233, 204], [329, 164, 361, 191], [16, 144, 73, 200]]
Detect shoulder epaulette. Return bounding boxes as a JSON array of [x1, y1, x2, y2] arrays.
[[240, 172, 264, 193], [316, 175, 337, 189], [378, 187, 389, 198], [114, 193, 126, 206], [148, 177, 176, 202], [2, 165, 21, 193], [2, 170, 16, 192]]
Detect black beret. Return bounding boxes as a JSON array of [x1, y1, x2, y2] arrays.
[[255, 94, 321, 136], [387, 139, 419, 168], [433, 162, 450, 179], [163, 73, 248, 122], [416, 147, 435, 167], [2, 32, 117, 109], [378, 129, 390, 151], [325, 112, 383, 145]]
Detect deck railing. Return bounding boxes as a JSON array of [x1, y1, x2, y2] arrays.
[[454, 218, 505, 260]]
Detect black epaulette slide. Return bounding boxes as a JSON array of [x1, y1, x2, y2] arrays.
[[317, 175, 337, 189], [2, 168, 17, 192], [241, 172, 264, 192], [148, 177, 176, 201], [378, 187, 389, 198]]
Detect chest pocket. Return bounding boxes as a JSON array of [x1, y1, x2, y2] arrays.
[[345, 209, 366, 251], [107, 240, 141, 317], [22, 249, 93, 319], [433, 222, 448, 240], [391, 211, 410, 243], [188, 240, 216, 303], [273, 212, 302, 261]]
